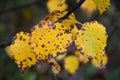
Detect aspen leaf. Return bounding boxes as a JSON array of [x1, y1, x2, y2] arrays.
[[47, 0, 67, 12], [51, 64, 61, 75], [79, 53, 89, 63], [48, 58, 61, 75], [92, 0, 110, 14], [81, 0, 110, 15], [64, 56, 79, 74], [45, 10, 79, 30], [5, 46, 13, 58], [92, 54, 108, 68], [6, 32, 37, 72], [45, 10, 62, 22], [58, 0, 66, 6], [30, 20, 72, 61], [75, 50, 89, 64], [81, 0, 97, 16], [75, 21, 108, 67]]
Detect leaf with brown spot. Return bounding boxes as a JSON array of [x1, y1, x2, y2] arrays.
[[92, 0, 111, 14], [5, 32, 37, 72], [30, 20, 73, 61], [75, 21, 108, 68]]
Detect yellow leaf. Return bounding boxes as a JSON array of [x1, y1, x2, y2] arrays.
[[81, 0, 97, 16], [47, 0, 67, 12], [5, 46, 13, 58], [92, 0, 110, 14], [71, 25, 79, 40], [48, 58, 61, 75], [45, 10, 79, 30], [80, 0, 110, 15], [6, 32, 37, 72], [51, 64, 61, 75], [75, 50, 89, 64], [75, 21, 108, 67], [58, 0, 66, 6], [30, 20, 73, 61], [64, 56, 79, 74], [92, 54, 108, 68]]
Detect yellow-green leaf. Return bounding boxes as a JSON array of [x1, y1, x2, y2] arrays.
[[75, 21, 108, 67]]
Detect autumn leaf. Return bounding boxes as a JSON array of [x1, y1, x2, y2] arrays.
[[30, 20, 73, 61], [92, 54, 108, 68], [5, 32, 37, 72], [47, 0, 67, 12], [48, 58, 61, 75], [93, 0, 110, 14], [75, 50, 89, 64], [81, 0, 97, 16], [80, 0, 110, 15], [3, 0, 110, 74], [64, 55, 79, 74], [45, 10, 79, 30], [75, 21, 108, 67]]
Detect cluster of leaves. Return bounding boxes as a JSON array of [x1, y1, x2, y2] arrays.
[[5, 0, 110, 75], [47, 0, 110, 15], [81, 0, 110, 15]]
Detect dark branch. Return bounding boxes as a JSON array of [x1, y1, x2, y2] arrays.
[[0, 0, 43, 15], [0, 0, 85, 48], [0, 0, 43, 48], [108, 25, 120, 41], [0, 41, 12, 48], [55, 0, 85, 22]]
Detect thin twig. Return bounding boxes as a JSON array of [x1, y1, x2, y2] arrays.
[[0, 0, 43, 15], [0, 41, 12, 48], [108, 25, 120, 41], [55, 0, 85, 22], [0, 0, 42, 48]]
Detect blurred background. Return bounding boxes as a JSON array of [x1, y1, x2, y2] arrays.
[[0, 0, 120, 80]]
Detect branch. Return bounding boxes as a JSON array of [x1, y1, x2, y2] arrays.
[[0, 0, 85, 48], [56, 0, 85, 22], [0, 0, 43, 48], [108, 25, 120, 41], [0, 0, 43, 15], [0, 41, 12, 48]]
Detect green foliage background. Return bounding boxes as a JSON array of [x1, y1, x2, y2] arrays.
[[0, 0, 120, 80]]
